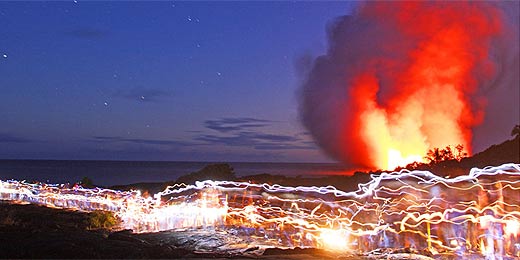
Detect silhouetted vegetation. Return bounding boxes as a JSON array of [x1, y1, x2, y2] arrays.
[[175, 163, 236, 184], [0, 203, 206, 258], [2, 133, 519, 259], [110, 133, 519, 194], [512, 124, 520, 138], [87, 210, 119, 230], [79, 176, 95, 188], [398, 161, 426, 171], [110, 163, 236, 194], [424, 144, 467, 164], [397, 135, 520, 174]]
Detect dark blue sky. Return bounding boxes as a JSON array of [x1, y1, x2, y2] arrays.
[[0, 1, 357, 162]]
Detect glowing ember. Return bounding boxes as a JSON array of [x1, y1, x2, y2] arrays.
[[1, 163, 519, 258]]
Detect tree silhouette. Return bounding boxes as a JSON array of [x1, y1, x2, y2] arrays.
[[80, 176, 94, 188], [425, 145, 467, 164], [512, 124, 520, 138]]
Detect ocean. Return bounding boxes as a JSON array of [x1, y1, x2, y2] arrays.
[[0, 160, 349, 187]]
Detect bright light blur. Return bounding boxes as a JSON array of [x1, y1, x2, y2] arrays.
[[505, 219, 519, 237], [0, 163, 519, 258], [387, 149, 424, 170], [319, 229, 349, 251]]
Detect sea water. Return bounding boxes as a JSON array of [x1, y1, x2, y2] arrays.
[[0, 160, 348, 187]]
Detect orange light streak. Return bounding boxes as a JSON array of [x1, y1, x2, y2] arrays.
[[0, 163, 519, 258]]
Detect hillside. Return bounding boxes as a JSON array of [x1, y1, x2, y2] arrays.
[[110, 136, 520, 193], [417, 135, 520, 177], [464, 135, 520, 167]]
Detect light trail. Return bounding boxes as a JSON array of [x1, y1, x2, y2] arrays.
[[1, 163, 519, 258]]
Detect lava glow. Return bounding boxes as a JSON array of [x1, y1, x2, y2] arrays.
[[300, 2, 513, 170], [1, 163, 520, 258]]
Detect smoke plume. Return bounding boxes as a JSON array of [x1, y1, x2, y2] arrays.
[[299, 1, 519, 170]]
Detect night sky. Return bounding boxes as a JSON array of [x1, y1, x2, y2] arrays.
[[0, 1, 356, 162], [0, 2, 517, 163]]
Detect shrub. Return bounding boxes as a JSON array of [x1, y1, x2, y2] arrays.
[[512, 124, 520, 138], [176, 163, 236, 184], [87, 210, 119, 230], [0, 214, 17, 226], [80, 176, 95, 188], [425, 144, 467, 164]]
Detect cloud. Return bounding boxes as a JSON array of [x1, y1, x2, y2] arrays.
[[204, 118, 272, 133], [91, 117, 319, 153], [82, 145, 286, 163], [113, 88, 172, 102], [91, 136, 193, 146], [0, 133, 33, 143], [63, 28, 109, 39], [194, 129, 316, 151], [194, 117, 318, 150], [253, 144, 317, 150], [248, 132, 300, 143], [195, 132, 315, 150]]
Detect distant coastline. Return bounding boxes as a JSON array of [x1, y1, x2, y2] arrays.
[[1, 135, 518, 190], [0, 160, 347, 187]]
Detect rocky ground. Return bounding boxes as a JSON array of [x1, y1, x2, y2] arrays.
[[1, 137, 518, 259], [2, 202, 510, 259], [0, 202, 357, 259]]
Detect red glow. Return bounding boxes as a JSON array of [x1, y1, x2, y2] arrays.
[[340, 2, 503, 170]]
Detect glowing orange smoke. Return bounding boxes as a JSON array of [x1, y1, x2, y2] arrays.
[[351, 2, 502, 170], [300, 2, 509, 170]]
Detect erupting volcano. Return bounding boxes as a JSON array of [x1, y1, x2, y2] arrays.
[[300, 2, 518, 170]]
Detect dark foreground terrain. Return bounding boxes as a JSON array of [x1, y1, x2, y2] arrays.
[[0, 203, 189, 259], [0, 203, 353, 259], [0, 202, 450, 259], [1, 137, 518, 259]]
